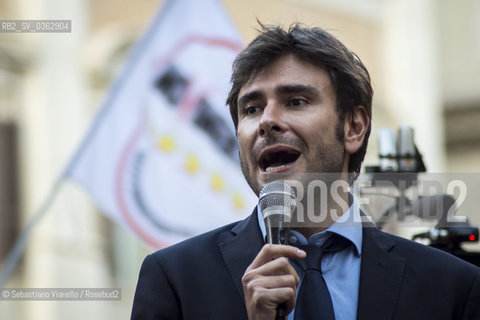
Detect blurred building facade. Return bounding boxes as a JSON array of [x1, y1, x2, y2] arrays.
[[0, 0, 479, 319]]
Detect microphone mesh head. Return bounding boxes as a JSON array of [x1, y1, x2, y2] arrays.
[[259, 181, 296, 214]]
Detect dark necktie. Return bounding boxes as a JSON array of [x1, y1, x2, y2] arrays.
[[294, 234, 351, 320]]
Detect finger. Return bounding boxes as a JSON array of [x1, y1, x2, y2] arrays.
[[244, 255, 301, 287], [251, 257, 300, 284], [250, 286, 297, 311], [248, 244, 306, 270], [249, 273, 299, 290]]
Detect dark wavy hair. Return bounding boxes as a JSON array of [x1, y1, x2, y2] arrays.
[[226, 23, 373, 182]]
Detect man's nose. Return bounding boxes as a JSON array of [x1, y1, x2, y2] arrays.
[[258, 103, 287, 137]]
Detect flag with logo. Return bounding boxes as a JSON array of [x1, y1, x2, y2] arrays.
[[67, 0, 256, 248]]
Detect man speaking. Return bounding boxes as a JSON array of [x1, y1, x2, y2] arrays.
[[131, 24, 480, 319]]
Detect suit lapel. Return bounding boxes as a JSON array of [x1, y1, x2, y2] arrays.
[[218, 208, 265, 304], [357, 222, 406, 320], [217, 209, 408, 317]]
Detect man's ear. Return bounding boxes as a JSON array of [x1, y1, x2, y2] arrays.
[[344, 105, 370, 155]]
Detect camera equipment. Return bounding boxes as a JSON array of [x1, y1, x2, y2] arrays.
[[362, 126, 480, 267], [412, 217, 480, 266]]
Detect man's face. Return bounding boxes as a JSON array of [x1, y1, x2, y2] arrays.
[[236, 55, 347, 195]]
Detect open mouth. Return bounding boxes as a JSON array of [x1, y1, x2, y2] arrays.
[[259, 148, 301, 173]]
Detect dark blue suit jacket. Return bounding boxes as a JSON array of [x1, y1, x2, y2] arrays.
[[131, 210, 480, 319]]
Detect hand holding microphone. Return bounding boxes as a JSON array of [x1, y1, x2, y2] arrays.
[[242, 181, 304, 320], [259, 181, 296, 319]]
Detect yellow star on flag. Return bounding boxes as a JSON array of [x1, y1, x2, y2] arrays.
[[184, 154, 200, 174], [210, 173, 224, 192], [232, 192, 245, 211], [157, 135, 176, 152]]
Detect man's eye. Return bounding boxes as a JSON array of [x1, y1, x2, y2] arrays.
[[289, 98, 307, 107], [245, 106, 258, 115]]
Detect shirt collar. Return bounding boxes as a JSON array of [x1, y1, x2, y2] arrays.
[[257, 193, 363, 256]]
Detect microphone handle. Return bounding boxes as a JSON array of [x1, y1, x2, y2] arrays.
[[266, 225, 288, 245], [267, 226, 289, 319], [276, 304, 287, 320]]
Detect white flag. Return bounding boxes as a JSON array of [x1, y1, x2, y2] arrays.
[[67, 0, 256, 248]]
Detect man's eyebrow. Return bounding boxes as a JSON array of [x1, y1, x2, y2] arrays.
[[237, 90, 264, 108], [237, 84, 320, 107], [276, 84, 320, 97]]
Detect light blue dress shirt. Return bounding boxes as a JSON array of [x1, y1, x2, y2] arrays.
[[257, 195, 363, 320]]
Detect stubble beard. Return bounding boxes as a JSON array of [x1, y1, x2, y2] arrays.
[[239, 133, 346, 198]]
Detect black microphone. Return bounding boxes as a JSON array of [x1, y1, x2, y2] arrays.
[[259, 181, 296, 320]]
